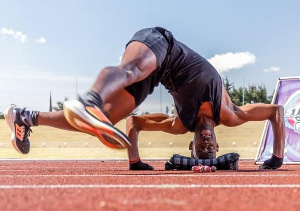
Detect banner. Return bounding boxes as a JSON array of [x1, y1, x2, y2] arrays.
[[255, 77, 300, 163]]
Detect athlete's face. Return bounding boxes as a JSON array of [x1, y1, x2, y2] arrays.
[[190, 125, 219, 159]]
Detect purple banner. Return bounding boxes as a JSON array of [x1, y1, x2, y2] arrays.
[[257, 78, 300, 162]]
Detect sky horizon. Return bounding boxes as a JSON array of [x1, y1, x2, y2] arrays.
[[1, 0, 300, 114]]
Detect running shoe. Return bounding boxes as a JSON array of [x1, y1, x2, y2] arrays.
[[4, 105, 32, 154], [63, 98, 131, 149]]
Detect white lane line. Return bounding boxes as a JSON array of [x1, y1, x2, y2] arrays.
[[0, 184, 299, 189], [0, 174, 299, 177]]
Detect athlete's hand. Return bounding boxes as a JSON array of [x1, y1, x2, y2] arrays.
[[129, 159, 154, 170]]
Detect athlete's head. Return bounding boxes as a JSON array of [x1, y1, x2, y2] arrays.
[[189, 125, 219, 159]]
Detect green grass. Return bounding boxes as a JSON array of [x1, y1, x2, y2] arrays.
[[0, 119, 266, 159]]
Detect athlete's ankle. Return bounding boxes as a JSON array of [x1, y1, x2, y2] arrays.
[[20, 109, 39, 127], [31, 111, 39, 126], [80, 90, 103, 108]]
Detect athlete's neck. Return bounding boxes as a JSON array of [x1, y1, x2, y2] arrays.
[[195, 115, 215, 130]]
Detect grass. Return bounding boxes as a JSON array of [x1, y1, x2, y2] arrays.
[[0, 119, 266, 160]]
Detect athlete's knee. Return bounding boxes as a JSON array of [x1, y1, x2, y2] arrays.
[[125, 70, 139, 84], [99, 66, 139, 86], [99, 66, 121, 79]]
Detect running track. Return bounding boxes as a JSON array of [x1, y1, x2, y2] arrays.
[[0, 160, 299, 211]]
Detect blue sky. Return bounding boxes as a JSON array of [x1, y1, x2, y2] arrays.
[[0, 0, 299, 113]]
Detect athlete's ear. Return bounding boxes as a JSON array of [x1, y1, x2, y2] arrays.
[[189, 141, 195, 158], [189, 141, 193, 150], [216, 143, 219, 152]]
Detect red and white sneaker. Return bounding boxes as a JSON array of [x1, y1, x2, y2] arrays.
[[4, 105, 32, 154], [63, 98, 131, 149]]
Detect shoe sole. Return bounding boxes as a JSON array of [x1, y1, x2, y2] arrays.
[[258, 165, 279, 170], [63, 100, 131, 149], [4, 105, 23, 154]]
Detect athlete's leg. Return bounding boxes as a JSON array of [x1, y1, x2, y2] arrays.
[[102, 89, 139, 159], [103, 89, 153, 170], [91, 41, 157, 103], [19, 88, 134, 132], [63, 41, 157, 148], [38, 111, 77, 131], [32, 87, 136, 131], [101, 89, 136, 125]]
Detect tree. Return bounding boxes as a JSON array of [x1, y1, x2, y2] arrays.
[[165, 106, 169, 115], [129, 108, 139, 116], [243, 84, 271, 104], [230, 87, 244, 105], [223, 76, 234, 99], [53, 97, 69, 111], [224, 77, 272, 106]]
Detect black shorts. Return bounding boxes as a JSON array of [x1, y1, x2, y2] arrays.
[[124, 27, 170, 107]]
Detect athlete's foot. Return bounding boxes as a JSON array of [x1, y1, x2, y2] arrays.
[[63, 97, 131, 149], [4, 105, 37, 154]]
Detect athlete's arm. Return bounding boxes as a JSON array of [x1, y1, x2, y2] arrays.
[[219, 86, 285, 169], [126, 113, 188, 169]]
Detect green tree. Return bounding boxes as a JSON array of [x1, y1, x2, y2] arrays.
[[230, 87, 244, 105], [223, 76, 234, 98], [53, 97, 69, 111], [244, 84, 271, 104], [165, 106, 169, 115], [223, 77, 272, 106], [129, 108, 139, 116]]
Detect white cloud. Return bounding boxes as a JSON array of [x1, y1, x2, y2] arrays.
[[263, 66, 280, 73], [36, 37, 47, 44], [0, 27, 28, 43], [208, 52, 256, 74]]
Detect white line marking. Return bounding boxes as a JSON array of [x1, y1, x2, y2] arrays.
[[0, 184, 299, 189]]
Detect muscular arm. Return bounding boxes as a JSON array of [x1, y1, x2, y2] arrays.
[[126, 113, 188, 161], [220, 85, 285, 168]]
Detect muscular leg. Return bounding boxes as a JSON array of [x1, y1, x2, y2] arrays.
[[37, 88, 135, 130], [38, 111, 77, 131], [61, 41, 157, 149], [37, 41, 155, 131], [220, 86, 285, 158], [62, 41, 157, 139], [91, 41, 157, 103], [103, 89, 155, 170], [102, 89, 136, 125]]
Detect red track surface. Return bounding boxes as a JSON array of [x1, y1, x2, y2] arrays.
[[0, 160, 299, 211]]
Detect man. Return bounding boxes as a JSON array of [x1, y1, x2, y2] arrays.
[[4, 27, 285, 170]]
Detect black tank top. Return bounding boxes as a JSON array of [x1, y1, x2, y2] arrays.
[[126, 27, 222, 131]]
